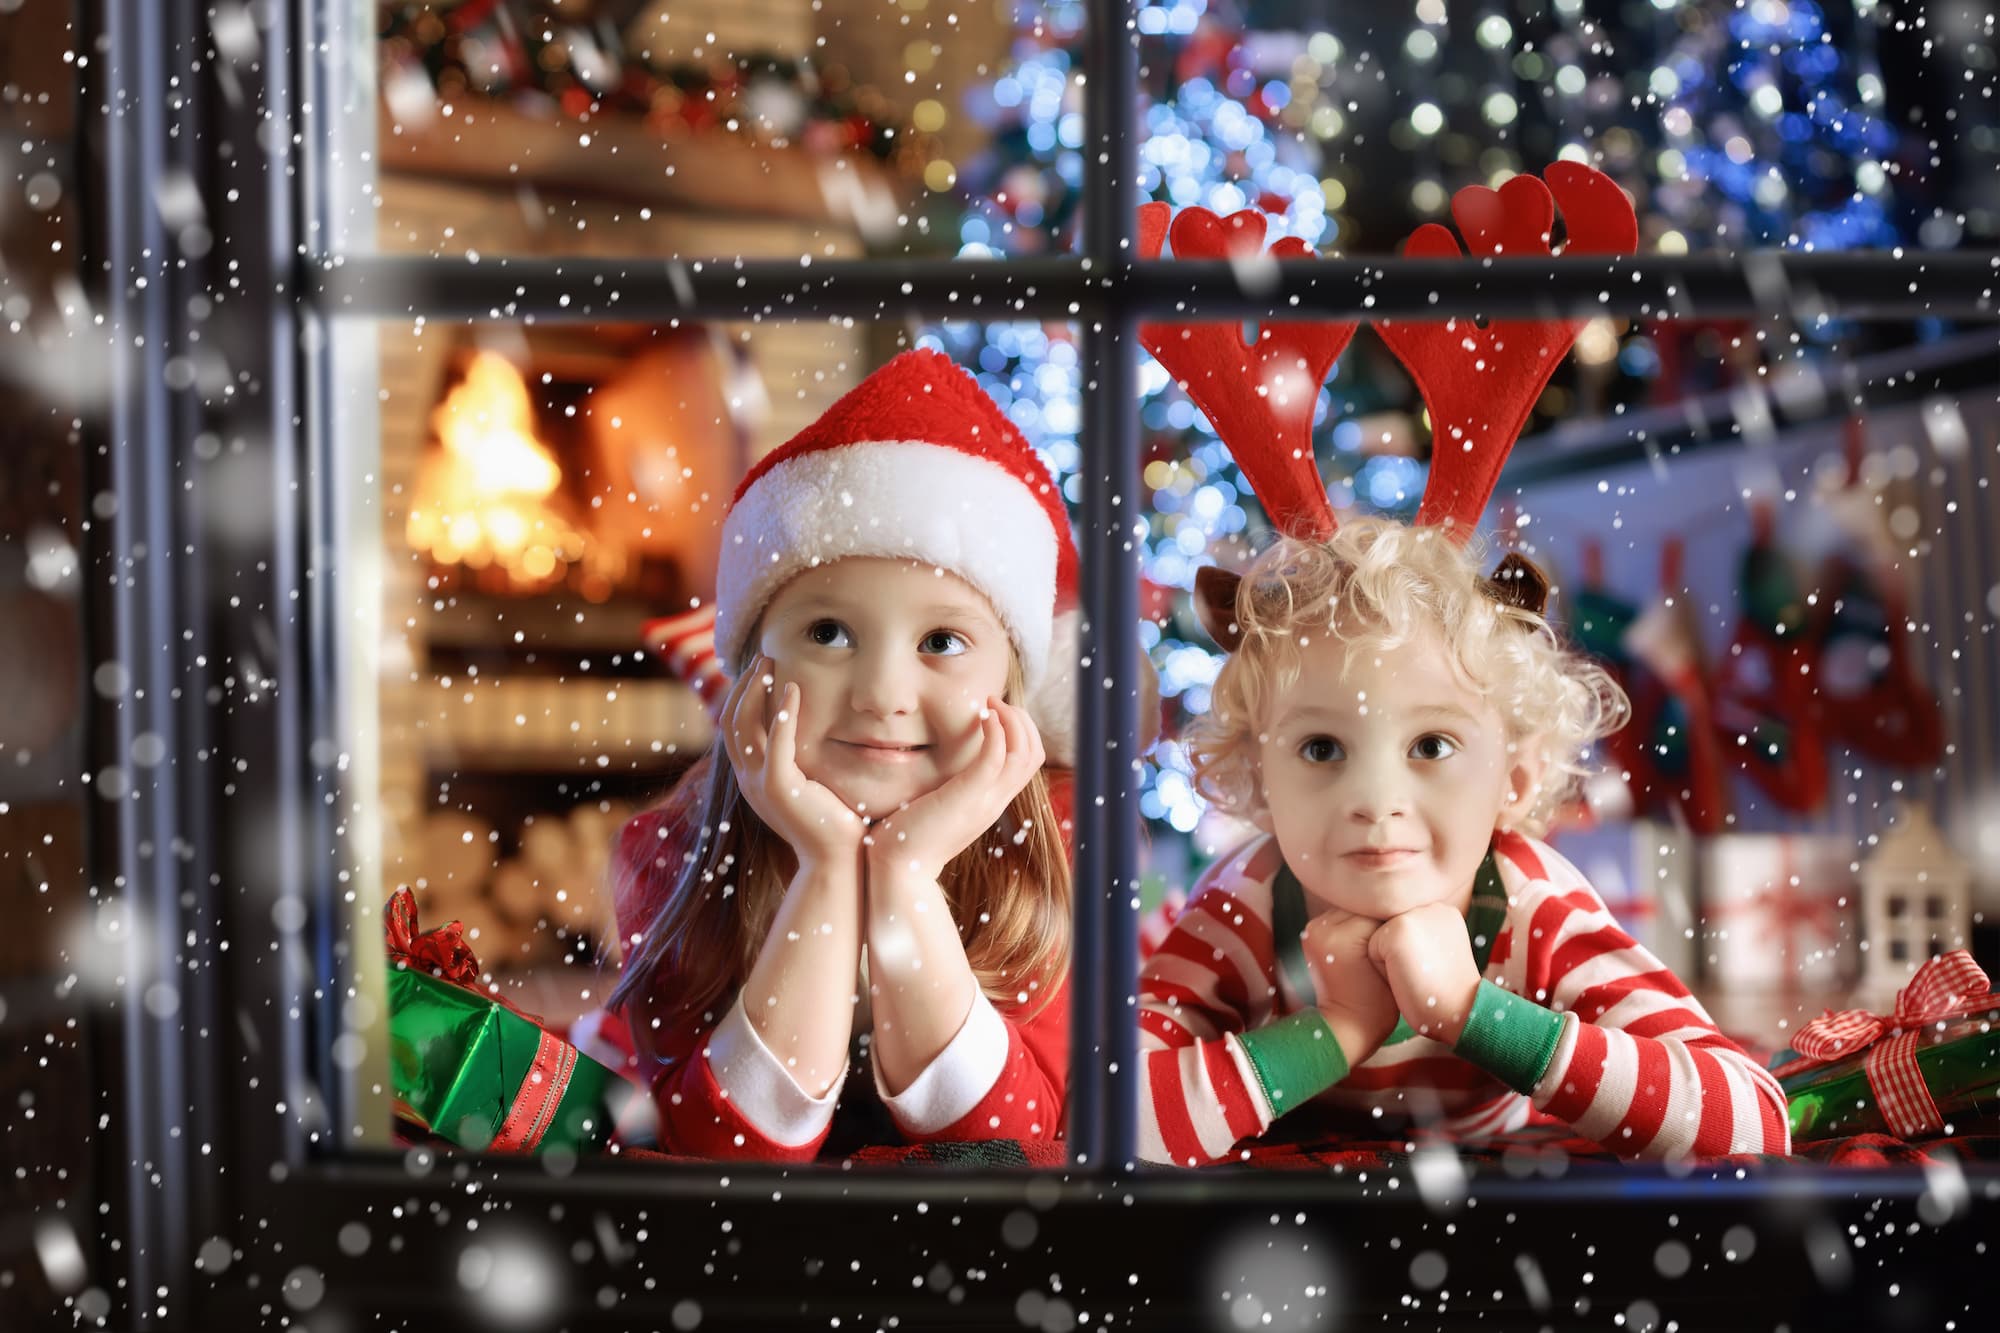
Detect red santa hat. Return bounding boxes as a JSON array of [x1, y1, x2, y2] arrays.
[[704, 348, 1082, 763]]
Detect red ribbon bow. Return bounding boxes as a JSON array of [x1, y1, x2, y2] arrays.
[[384, 888, 582, 1152], [1785, 950, 1994, 1139], [385, 885, 483, 988]]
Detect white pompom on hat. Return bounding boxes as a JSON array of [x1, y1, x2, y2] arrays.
[[708, 348, 1082, 764]]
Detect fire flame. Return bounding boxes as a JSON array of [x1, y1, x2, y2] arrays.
[[406, 352, 591, 590]]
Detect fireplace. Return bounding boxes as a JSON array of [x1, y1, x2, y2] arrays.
[[377, 323, 757, 1005]]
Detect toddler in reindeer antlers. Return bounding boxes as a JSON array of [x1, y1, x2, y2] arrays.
[[1134, 164, 1790, 1166]]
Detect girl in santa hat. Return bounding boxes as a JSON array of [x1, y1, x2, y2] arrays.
[[605, 349, 1079, 1161]]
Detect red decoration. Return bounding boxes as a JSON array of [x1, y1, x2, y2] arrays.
[[1623, 537, 1732, 833], [1376, 162, 1640, 542], [642, 603, 729, 720], [1709, 500, 1831, 813], [1809, 416, 1944, 766], [1136, 201, 1356, 541], [1776, 950, 1995, 1138]]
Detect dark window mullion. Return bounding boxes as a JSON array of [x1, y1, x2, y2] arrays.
[[304, 250, 2000, 323], [1068, 0, 1142, 1171]]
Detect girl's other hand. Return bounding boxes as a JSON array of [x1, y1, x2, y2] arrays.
[[867, 694, 1044, 883], [723, 656, 864, 871]]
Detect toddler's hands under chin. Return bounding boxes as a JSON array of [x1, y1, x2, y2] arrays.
[[1366, 902, 1483, 1045], [1301, 908, 1400, 1051]]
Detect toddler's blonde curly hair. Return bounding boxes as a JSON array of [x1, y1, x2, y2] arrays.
[[1186, 515, 1630, 837]]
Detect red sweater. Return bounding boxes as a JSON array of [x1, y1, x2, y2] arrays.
[[1139, 831, 1790, 1165], [611, 806, 1070, 1161]]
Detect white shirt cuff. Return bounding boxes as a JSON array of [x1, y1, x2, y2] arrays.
[[704, 993, 848, 1148], [873, 991, 1011, 1135], [1529, 1009, 1582, 1105]]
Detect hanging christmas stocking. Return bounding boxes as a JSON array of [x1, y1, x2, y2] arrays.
[[1808, 417, 1944, 767], [1568, 539, 1650, 822], [1709, 502, 1830, 813], [1618, 538, 1732, 834]]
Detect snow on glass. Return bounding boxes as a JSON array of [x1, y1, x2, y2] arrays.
[[5, 0, 2000, 1329]]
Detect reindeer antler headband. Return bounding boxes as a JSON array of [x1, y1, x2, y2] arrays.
[[1137, 161, 1639, 651]]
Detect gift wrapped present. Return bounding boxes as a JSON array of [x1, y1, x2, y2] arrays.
[[1700, 834, 1860, 992], [1769, 950, 2000, 1142], [385, 887, 616, 1154]]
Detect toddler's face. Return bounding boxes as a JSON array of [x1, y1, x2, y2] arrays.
[[1254, 624, 1539, 920], [755, 558, 1014, 817]]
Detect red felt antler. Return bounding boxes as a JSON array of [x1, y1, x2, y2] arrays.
[[1376, 162, 1638, 542], [1136, 202, 1358, 541]]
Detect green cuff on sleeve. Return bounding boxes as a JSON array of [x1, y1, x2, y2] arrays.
[[1451, 979, 1566, 1095], [1235, 1009, 1350, 1118]]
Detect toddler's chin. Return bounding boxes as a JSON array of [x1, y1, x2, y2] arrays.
[[1305, 875, 1452, 921]]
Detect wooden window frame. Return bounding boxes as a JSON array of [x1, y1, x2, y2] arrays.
[[77, 0, 1999, 1326]]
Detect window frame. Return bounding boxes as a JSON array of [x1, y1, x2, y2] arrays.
[[78, 0, 1999, 1326]]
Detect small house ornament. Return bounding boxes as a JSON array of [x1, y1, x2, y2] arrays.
[[1859, 804, 1973, 1002]]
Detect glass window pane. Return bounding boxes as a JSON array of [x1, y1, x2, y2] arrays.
[[1130, 310, 1997, 1168], [334, 315, 1084, 1164], [1138, 1, 1999, 257], [361, 1, 1085, 261]]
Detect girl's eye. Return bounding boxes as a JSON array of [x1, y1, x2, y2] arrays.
[[1298, 736, 1344, 764], [919, 630, 967, 656], [1411, 734, 1459, 761], [806, 620, 852, 648]]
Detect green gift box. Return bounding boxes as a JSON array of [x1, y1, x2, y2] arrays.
[[384, 888, 616, 1154], [1769, 950, 2000, 1143]]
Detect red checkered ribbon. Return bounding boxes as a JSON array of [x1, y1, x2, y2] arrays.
[[1785, 950, 1993, 1138]]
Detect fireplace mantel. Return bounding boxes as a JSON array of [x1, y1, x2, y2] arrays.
[[380, 97, 910, 226]]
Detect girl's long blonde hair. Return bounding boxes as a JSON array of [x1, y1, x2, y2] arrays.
[[607, 648, 1071, 1060]]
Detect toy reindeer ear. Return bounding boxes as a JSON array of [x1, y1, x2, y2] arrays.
[[1193, 566, 1246, 653]]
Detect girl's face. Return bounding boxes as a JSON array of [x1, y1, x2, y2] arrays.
[[755, 558, 1015, 817], [1254, 623, 1543, 920]]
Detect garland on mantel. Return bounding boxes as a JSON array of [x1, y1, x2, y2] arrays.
[[380, 0, 930, 164]]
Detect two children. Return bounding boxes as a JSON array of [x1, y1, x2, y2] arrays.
[[609, 164, 1788, 1166]]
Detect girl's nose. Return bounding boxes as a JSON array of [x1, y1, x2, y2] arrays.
[[850, 648, 920, 717]]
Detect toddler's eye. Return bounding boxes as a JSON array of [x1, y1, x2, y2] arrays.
[[1410, 734, 1459, 761], [919, 629, 967, 656], [1298, 736, 1344, 764], [807, 620, 852, 648]]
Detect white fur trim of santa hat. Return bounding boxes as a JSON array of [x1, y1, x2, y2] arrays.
[[1028, 608, 1079, 768], [714, 439, 1061, 685]]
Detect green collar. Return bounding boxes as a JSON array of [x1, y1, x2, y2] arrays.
[[1271, 844, 1508, 1047]]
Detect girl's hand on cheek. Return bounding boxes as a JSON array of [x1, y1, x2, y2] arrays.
[[1366, 903, 1483, 1045], [723, 656, 863, 871], [868, 695, 1044, 883]]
